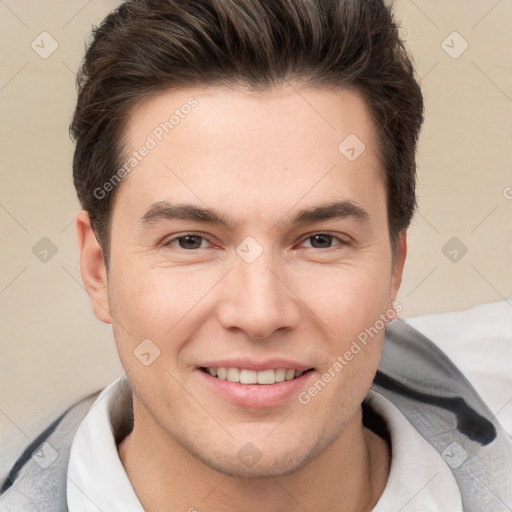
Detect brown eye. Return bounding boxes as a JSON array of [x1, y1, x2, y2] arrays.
[[308, 234, 335, 248], [176, 235, 204, 249], [162, 233, 208, 250]]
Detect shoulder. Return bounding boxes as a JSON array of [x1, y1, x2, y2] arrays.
[[375, 318, 512, 510], [0, 391, 100, 512]]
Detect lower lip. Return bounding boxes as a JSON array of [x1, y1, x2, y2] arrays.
[[196, 369, 315, 408]]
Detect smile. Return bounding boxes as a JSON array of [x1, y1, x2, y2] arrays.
[[200, 367, 314, 385]]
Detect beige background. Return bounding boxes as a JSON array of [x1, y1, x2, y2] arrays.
[[1, 0, 511, 476]]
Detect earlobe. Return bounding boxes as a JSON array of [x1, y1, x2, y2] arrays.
[[388, 230, 407, 316], [75, 210, 112, 324]]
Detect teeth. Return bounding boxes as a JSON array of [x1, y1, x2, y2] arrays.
[[285, 369, 295, 381], [226, 367, 240, 382], [205, 367, 308, 384], [275, 369, 286, 382], [257, 369, 275, 385], [240, 369, 257, 384]]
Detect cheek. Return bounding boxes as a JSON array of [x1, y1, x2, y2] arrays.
[[289, 259, 391, 391], [291, 258, 392, 334], [294, 264, 390, 415], [108, 263, 223, 349]]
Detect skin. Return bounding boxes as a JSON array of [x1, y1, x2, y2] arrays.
[[76, 84, 407, 512]]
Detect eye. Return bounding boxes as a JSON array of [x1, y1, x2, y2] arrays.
[[300, 233, 346, 249], [163, 234, 210, 250]]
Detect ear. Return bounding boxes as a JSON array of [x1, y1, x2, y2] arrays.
[[75, 210, 112, 324], [387, 229, 407, 318]]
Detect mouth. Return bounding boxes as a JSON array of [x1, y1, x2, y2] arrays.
[[199, 366, 315, 385]]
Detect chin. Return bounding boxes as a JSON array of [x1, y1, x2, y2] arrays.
[[199, 447, 316, 478], [179, 428, 332, 479]]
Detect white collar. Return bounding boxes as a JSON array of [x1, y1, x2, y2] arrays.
[[67, 377, 144, 511], [67, 376, 462, 511], [367, 389, 463, 511]]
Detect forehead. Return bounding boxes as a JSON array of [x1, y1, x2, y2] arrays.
[[114, 84, 385, 224], [125, 83, 379, 157]]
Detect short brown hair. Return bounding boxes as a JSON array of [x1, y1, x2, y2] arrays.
[[70, 0, 424, 266]]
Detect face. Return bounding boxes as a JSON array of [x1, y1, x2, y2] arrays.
[[78, 84, 406, 477]]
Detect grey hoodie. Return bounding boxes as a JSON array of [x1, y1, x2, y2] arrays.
[[1, 319, 511, 511]]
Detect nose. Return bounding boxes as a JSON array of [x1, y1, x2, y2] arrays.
[[217, 252, 301, 340]]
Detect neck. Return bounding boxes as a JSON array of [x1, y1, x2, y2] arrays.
[[118, 399, 390, 512]]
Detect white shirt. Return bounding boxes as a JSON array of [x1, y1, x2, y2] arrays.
[[67, 377, 463, 512]]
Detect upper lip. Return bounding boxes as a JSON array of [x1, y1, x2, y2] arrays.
[[198, 359, 314, 372]]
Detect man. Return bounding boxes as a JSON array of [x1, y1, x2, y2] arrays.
[[1, 0, 511, 510]]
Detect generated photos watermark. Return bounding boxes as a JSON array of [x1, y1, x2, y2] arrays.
[[93, 97, 198, 200], [298, 301, 402, 405]]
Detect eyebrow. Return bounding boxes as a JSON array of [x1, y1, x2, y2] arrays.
[[286, 200, 370, 225], [140, 202, 236, 230], [139, 200, 370, 230]]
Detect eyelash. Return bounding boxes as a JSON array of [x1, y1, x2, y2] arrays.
[[161, 232, 350, 251]]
